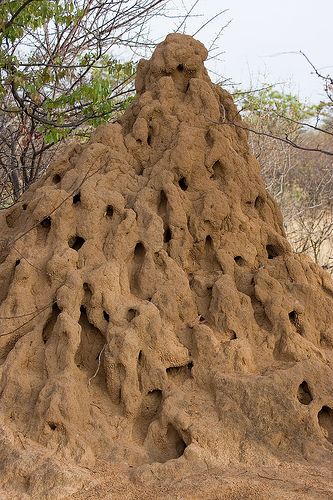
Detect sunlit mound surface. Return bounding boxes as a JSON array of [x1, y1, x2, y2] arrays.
[[0, 33, 332, 499]]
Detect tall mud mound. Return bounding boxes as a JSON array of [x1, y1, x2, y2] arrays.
[[0, 34, 333, 499]]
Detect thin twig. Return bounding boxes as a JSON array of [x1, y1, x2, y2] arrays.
[[88, 344, 106, 386]]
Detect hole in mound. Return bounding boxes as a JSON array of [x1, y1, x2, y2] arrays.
[[127, 308, 138, 321], [234, 255, 246, 266], [177, 63, 185, 72], [42, 303, 61, 344], [103, 310, 110, 322], [83, 282, 92, 303], [68, 235, 85, 251], [75, 306, 105, 376], [134, 241, 145, 258], [211, 160, 225, 181], [164, 227, 172, 243], [132, 389, 163, 443], [130, 243, 146, 296], [297, 381, 313, 405], [52, 174, 61, 184], [15, 259, 20, 267], [228, 330, 237, 340], [158, 190, 168, 216], [289, 310, 303, 334], [147, 125, 153, 146], [48, 422, 57, 431], [40, 216, 51, 229], [318, 406, 333, 443], [199, 315, 205, 323], [205, 235, 213, 248], [22, 203, 27, 210], [105, 205, 114, 218], [266, 244, 282, 259], [254, 196, 264, 209], [166, 423, 186, 458], [178, 176, 188, 191], [73, 192, 81, 204], [138, 350, 143, 362]]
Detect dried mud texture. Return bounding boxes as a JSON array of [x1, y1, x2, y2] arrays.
[[0, 34, 333, 499]]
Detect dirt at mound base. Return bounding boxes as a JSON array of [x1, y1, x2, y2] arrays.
[[0, 33, 333, 499]]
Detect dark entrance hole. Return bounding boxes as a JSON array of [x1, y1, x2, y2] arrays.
[[147, 125, 153, 146], [40, 216, 51, 229], [178, 177, 188, 191], [254, 196, 264, 209], [68, 235, 85, 251], [164, 227, 172, 243], [103, 310, 110, 322], [73, 192, 81, 204], [205, 235, 213, 248], [297, 381, 313, 405], [127, 308, 138, 322], [318, 406, 333, 443], [106, 205, 114, 218], [266, 244, 281, 259], [289, 310, 303, 335], [234, 255, 246, 267], [134, 242, 145, 258], [52, 174, 61, 184], [177, 64, 185, 72]]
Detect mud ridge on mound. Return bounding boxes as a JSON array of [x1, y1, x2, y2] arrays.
[[0, 33, 332, 499]]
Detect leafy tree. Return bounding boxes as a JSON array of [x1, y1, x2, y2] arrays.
[[0, 0, 166, 204]]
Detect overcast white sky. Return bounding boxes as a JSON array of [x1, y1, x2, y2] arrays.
[[150, 0, 332, 103]]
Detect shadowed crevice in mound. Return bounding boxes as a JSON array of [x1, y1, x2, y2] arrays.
[[132, 389, 162, 444], [166, 362, 193, 384], [129, 242, 146, 296], [210, 160, 226, 185], [0, 257, 20, 307], [251, 297, 273, 332], [75, 305, 105, 383], [297, 381, 313, 405], [163, 424, 187, 462], [37, 216, 52, 243], [289, 310, 304, 335], [201, 235, 221, 271], [318, 406, 333, 443], [42, 303, 61, 344], [158, 189, 168, 218]]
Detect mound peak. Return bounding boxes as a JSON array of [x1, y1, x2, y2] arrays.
[[0, 33, 333, 498]]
